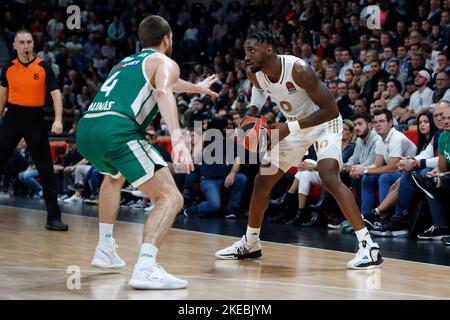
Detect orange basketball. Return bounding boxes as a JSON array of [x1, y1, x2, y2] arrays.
[[238, 116, 271, 153]]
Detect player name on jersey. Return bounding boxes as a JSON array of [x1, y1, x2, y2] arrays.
[[88, 101, 116, 111]]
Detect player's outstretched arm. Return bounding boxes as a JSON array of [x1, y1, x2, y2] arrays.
[[173, 75, 219, 98], [292, 60, 339, 129], [147, 56, 194, 173]]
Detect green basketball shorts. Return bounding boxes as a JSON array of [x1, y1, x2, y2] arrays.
[[76, 112, 167, 187]]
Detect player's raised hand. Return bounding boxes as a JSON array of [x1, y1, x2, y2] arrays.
[[197, 75, 219, 98]]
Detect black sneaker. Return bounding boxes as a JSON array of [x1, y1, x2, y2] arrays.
[[411, 172, 437, 199], [270, 193, 287, 207], [45, 219, 69, 231], [442, 237, 450, 246], [183, 206, 198, 218], [417, 226, 450, 240], [370, 217, 409, 237], [363, 209, 380, 230]]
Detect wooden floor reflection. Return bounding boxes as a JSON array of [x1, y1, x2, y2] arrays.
[[0, 205, 449, 300]]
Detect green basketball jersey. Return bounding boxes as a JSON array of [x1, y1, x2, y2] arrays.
[[86, 49, 159, 129]]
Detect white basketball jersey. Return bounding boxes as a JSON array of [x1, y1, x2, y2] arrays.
[[255, 55, 319, 120]]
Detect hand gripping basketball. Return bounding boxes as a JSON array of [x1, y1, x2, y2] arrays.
[[238, 115, 271, 153]]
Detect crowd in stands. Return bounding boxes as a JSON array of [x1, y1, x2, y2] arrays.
[[0, 0, 449, 244]]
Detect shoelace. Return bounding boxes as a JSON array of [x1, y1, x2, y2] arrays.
[[425, 225, 437, 233], [233, 240, 246, 253]]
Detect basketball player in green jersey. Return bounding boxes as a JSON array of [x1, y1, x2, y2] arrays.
[[76, 15, 218, 289]]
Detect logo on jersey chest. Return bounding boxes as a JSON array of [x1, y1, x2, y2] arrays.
[[285, 81, 296, 94], [33, 73, 40, 80]]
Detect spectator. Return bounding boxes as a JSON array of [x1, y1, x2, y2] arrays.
[[432, 72, 450, 105], [387, 58, 407, 85], [301, 43, 316, 66], [337, 81, 353, 120], [46, 13, 64, 41], [345, 112, 378, 206], [396, 70, 434, 124], [65, 35, 83, 57], [354, 109, 416, 221], [101, 38, 116, 59], [354, 99, 368, 113], [183, 118, 247, 219], [107, 16, 126, 44], [382, 79, 405, 112], [84, 33, 101, 60]]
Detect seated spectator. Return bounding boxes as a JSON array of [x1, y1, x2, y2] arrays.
[[56, 137, 83, 200], [107, 16, 126, 45], [18, 163, 43, 198], [345, 113, 377, 206], [369, 110, 438, 235], [61, 84, 79, 134], [395, 70, 434, 124], [410, 104, 450, 242], [336, 82, 354, 120], [82, 166, 102, 205], [352, 109, 416, 227], [381, 79, 405, 112], [183, 118, 247, 219], [388, 103, 448, 226], [101, 37, 116, 59], [387, 58, 407, 85], [372, 79, 386, 102], [348, 85, 360, 110], [0, 138, 28, 195], [432, 71, 450, 106], [76, 85, 92, 116], [354, 99, 368, 113]]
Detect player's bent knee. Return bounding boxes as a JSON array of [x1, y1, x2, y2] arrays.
[[320, 174, 340, 190]]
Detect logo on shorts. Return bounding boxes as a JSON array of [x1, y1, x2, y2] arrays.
[[286, 81, 296, 94], [33, 73, 40, 80]]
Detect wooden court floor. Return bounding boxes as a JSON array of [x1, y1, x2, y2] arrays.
[[0, 205, 449, 300]]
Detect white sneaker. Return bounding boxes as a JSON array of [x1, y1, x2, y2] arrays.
[[63, 194, 83, 203], [131, 189, 144, 197], [58, 194, 69, 202], [91, 241, 126, 269], [128, 264, 188, 290], [144, 203, 155, 213], [347, 241, 383, 270], [215, 235, 262, 260]]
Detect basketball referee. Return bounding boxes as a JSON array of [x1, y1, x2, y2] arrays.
[[0, 30, 68, 231]]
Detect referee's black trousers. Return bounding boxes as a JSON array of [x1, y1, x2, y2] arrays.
[[0, 106, 62, 222]]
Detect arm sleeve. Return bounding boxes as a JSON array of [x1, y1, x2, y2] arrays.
[[361, 139, 377, 166], [40, 61, 59, 92], [375, 138, 383, 156], [414, 142, 434, 161], [250, 86, 268, 110]]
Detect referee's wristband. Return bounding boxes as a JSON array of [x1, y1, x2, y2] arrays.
[[287, 121, 301, 133]]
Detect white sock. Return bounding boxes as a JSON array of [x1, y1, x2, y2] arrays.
[[246, 226, 260, 243], [355, 227, 374, 246], [98, 223, 114, 248], [137, 243, 158, 267]]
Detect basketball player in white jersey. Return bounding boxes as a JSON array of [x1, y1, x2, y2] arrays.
[[216, 32, 383, 269]]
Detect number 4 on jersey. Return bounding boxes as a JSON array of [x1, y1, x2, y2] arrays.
[[100, 71, 121, 97]]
